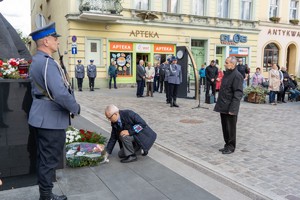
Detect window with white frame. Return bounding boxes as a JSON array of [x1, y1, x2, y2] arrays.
[[163, 0, 179, 13], [269, 0, 279, 17], [134, 0, 149, 10], [240, 0, 252, 20], [290, 0, 299, 19], [217, 0, 229, 18], [193, 0, 205, 16]]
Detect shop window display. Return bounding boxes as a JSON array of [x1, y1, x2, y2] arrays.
[[110, 52, 132, 76]]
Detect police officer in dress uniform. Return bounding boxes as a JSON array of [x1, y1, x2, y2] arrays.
[[168, 56, 182, 107], [29, 22, 80, 200], [75, 60, 85, 91], [87, 60, 97, 91]]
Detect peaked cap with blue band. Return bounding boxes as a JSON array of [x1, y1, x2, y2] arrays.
[[29, 22, 61, 41]]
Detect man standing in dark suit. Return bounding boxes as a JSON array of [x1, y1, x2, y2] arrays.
[[237, 58, 249, 88], [87, 60, 97, 91], [104, 104, 157, 163], [205, 60, 218, 103], [136, 60, 145, 97], [168, 56, 182, 107], [75, 59, 85, 91], [214, 56, 243, 154], [29, 22, 80, 200]]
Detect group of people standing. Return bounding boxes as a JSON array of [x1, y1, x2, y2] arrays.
[[267, 63, 300, 104], [75, 59, 97, 91], [200, 58, 250, 104], [136, 56, 183, 107]]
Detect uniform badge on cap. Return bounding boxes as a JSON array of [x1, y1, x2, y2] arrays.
[[77, 60, 82, 63], [29, 22, 61, 41]]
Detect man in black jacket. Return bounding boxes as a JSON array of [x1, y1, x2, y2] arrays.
[[214, 57, 243, 154], [205, 60, 218, 103], [136, 60, 146, 97], [105, 104, 157, 163]]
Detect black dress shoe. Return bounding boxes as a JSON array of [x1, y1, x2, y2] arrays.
[[40, 193, 67, 200], [121, 155, 137, 163], [222, 149, 234, 154], [173, 103, 179, 107], [142, 150, 148, 156], [219, 148, 225, 152]]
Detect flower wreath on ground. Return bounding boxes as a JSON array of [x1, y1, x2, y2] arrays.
[[66, 127, 108, 168]]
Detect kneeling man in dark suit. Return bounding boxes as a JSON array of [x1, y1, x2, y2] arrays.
[[105, 104, 157, 163]]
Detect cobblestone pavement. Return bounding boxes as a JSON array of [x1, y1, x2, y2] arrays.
[[75, 87, 300, 200]]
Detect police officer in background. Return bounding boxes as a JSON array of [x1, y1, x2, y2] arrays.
[[163, 58, 171, 103], [168, 56, 182, 107], [87, 59, 97, 91], [29, 22, 80, 200], [75, 59, 85, 91]]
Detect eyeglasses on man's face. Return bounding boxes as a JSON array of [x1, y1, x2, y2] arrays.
[[107, 113, 116, 120]]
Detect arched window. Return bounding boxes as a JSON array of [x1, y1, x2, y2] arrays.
[[263, 43, 279, 71]]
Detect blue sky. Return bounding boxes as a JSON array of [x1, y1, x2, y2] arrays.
[[0, 0, 31, 36]]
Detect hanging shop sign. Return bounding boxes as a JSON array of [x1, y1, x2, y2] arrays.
[[110, 42, 133, 51], [136, 43, 151, 53], [154, 44, 175, 53], [220, 33, 247, 45], [129, 30, 159, 38]]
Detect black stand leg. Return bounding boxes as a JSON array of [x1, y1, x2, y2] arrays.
[[192, 83, 209, 110]]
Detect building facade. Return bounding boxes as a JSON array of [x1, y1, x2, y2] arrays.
[[256, 0, 300, 77], [30, 0, 261, 88]]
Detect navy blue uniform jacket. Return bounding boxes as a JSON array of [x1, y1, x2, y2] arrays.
[[106, 110, 157, 154]]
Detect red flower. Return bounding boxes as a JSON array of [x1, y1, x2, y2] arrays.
[[0, 72, 2, 77], [0, 60, 3, 66], [81, 138, 85, 141], [80, 129, 85, 134]]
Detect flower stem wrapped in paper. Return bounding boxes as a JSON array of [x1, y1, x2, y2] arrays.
[[66, 142, 108, 167]]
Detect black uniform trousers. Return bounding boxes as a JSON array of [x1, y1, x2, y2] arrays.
[[35, 128, 65, 193], [168, 83, 179, 102], [220, 113, 237, 151], [88, 77, 95, 89], [77, 78, 83, 90], [164, 81, 170, 102]]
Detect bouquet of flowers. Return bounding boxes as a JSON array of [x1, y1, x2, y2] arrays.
[[65, 126, 108, 167], [0, 58, 31, 79]]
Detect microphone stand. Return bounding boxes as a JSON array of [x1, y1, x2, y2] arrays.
[[192, 79, 208, 109]]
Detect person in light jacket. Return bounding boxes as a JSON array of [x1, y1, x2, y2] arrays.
[[145, 62, 155, 97]]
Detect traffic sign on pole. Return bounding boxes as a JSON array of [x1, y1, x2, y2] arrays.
[[72, 47, 77, 54]]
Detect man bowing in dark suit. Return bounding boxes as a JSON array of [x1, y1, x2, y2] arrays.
[[104, 104, 157, 163]]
